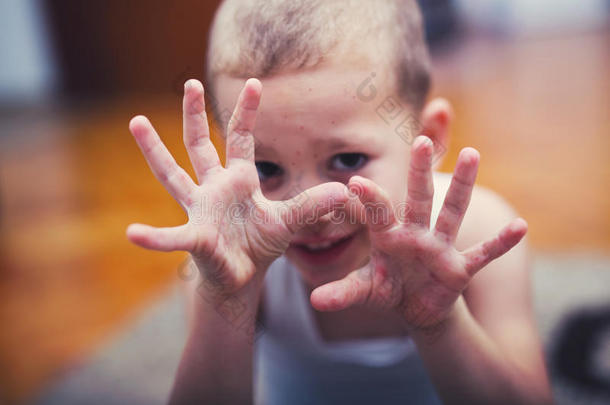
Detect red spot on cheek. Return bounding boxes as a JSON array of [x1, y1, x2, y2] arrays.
[[296, 151, 301, 156], [331, 120, 336, 125], [299, 125, 304, 131]]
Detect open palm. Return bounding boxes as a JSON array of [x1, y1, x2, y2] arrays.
[[311, 136, 527, 330], [127, 79, 347, 293]]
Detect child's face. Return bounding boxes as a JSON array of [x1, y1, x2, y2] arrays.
[[216, 65, 415, 288]]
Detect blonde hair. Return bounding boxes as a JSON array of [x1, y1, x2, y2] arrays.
[[206, 0, 431, 112]]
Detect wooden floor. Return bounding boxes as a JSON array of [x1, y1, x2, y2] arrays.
[[0, 30, 609, 404], [433, 30, 610, 251]]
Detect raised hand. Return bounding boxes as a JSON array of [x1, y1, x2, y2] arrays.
[[127, 79, 348, 293], [310, 136, 527, 330]]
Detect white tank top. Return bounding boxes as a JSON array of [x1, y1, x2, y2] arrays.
[[254, 256, 442, 404], [253, 173, 449, 404]]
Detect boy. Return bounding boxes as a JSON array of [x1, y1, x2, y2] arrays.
[[127, 0, 552, 403]]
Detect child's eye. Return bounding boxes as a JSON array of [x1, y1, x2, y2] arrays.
[[328, 153, 368, 172], [255, 161, 283, 182]]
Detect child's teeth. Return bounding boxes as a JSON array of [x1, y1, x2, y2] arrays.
[[305, 241, 334, 250]]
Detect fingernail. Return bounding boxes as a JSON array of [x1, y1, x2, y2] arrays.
[[348, 183, 362, 197], [419, 136, 432, 147]]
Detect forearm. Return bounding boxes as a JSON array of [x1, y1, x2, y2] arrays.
[[410, 296, 552, 405], [169, 276, 263, 405]]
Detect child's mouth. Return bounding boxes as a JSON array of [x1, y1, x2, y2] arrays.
[[290, 233, 355, 265]]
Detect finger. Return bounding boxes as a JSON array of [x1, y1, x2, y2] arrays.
[[327, 190, 367, 229], [405, 136, 435, 228], [126, 223, 195, 252], [280, 181, 349, 234], [433, 147, 479, 243], [463, 218, 528, 276], [129, 115, 195, 206], [183, 79, 222, 182], [348, 176, 397, 233], [226, 78, 262, 167], [310, 267, 372, 311]]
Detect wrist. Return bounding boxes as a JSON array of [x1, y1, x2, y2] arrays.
[[190, 269, 265, 345], [196, 270, 264, 305], [187, 252, 267, 303], [409, 295, 468, 345]]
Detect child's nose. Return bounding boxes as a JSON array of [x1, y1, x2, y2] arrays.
[[285, 172, 327, 200]]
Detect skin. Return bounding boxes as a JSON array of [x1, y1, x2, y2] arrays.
[[127, 64, 552, 404]]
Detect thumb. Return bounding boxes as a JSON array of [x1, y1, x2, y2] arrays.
[[310, 264, 373, 311], [280, 181, 349, 234]]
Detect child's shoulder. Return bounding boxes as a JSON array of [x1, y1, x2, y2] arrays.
[[432, 171, 522, 250]]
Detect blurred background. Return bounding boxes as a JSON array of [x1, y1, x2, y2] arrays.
[[0, 0, 609, 404]]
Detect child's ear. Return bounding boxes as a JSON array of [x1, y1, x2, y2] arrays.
[[419, 97, 453, 169]]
